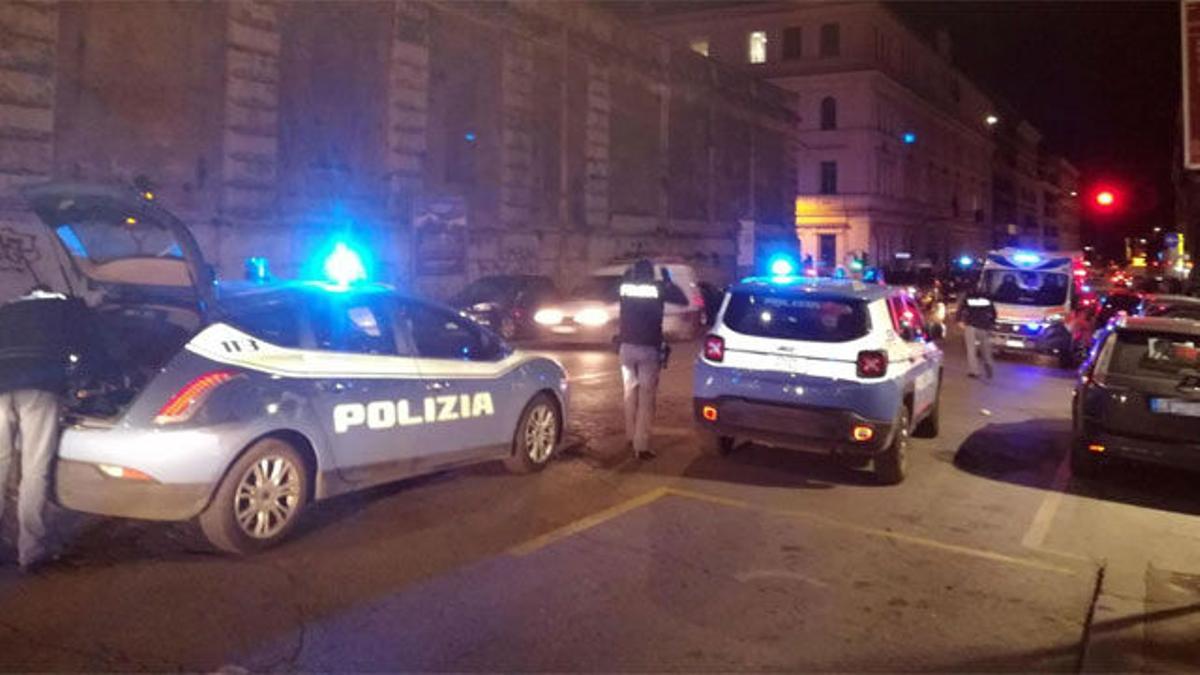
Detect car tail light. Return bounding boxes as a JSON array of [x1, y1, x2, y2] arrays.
[[703, 335, 725, 362], [155, 371, 239, 425], [851, 425, 874, 442], [856, 350, 888, 378], [701, 405, 718, 422]]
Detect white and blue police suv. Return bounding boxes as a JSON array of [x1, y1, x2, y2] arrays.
[[694, 274, 943, 484], [23, 182, 568, 553]]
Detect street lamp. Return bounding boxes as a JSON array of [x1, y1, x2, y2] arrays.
[[985, 114, 999, 126]]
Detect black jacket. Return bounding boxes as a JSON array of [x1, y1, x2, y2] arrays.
[[958, 291, 997, 330], [0, 293, 98, 395], [618, 279, 667, 348]]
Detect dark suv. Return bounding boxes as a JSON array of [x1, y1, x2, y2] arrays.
[[451, 275, 559, 340], [1072, 316, 1200, 476]]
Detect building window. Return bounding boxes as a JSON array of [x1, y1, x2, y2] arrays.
[[748, 30, 768, 64], [690, 37, 709, 57], [819, 161, 838, 195], [782, 26, 802, 59], [819, 234, 837, 270], [819, 96, 837, 130], [819, 23, 840, 57]]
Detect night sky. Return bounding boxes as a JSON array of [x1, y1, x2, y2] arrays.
[[893, 1, 1180, 254]]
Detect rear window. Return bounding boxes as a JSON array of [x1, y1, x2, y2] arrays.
[[723, 291, 868, 342], [1106, 331, 1200, 381], [223, 298, 303, 348]]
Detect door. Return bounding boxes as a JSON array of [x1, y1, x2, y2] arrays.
[[889, 295, 939, 417], [306, 293, 430, 481], [819, 234, 837, 272], [402, 300, 517, 461]]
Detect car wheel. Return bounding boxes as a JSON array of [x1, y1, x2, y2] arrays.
[[198, 437, 309, 555], [703, 435, 737, 455], [913, 374, 941, 438], [1069, 438, 1103, 478], [874, 407, 910, 485], [504, 393, 561, 474], [499, 316, 518, 341]]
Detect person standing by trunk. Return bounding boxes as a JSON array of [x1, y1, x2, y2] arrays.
[[0, 286, 94, 571], [957, 287, 997, 379], [616, 259, 672, 460]]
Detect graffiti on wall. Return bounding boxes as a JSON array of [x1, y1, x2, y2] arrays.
[[414, 196, 467, 276], [0, 226, 42, 275], [476, 244, 539, 277]]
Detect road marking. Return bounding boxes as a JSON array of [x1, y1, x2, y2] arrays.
[[507, 487, 670, 556], [665, 487, 1080, 576], [1021, 452, 1072, 551]]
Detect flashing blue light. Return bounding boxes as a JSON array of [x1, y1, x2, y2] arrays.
[[1025, 321, 1043, 332], [324, 242, 367, 286], [464, 131, 477, 142], [958, 255, 974, 268], [769, 256, 797, 278], [1012, 251, 1042, 266], [902, 132, 917, 144]]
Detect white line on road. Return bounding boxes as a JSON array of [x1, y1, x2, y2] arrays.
[[568, 371, 618, 384], [1021, 452, 1072, 551]]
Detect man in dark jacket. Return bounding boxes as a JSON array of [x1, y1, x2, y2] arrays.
[[0, 286, 96, 570], [957, 287, 997, 379], [616, 260, 684, 460]]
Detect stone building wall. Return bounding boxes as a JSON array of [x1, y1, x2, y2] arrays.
[[0, 0, 797, 303]]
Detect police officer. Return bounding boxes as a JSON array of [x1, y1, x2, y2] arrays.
[[957, 285, 997, 379], [617, 259, 684, 460], [0, 286, 97, 570]]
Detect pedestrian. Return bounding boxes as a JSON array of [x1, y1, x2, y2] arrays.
[[616, 259, 684, 460], [0, 285, 97, 571], [957, 285, 997, 379]]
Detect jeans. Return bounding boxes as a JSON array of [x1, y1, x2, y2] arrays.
[[963, 325, 995, 378], [619, 343, 661, 454], [0, 389, 59, 567]]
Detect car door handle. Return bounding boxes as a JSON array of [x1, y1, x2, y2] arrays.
[[317, 381, 354, 394], [425, 381, 451, 391]]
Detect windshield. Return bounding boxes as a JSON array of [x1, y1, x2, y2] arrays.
[[983, 269, 1069, 306], [454, 277, 520, 305], [724, 291, 869, 342], [1107, 331, 1200, 381], [572, 276, 623, 301], [56, 219, 183, 265]]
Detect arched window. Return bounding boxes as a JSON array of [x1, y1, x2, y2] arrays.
[[820, 96, 837, 130]]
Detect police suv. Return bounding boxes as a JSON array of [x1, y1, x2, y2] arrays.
[[694, 275, 944, 484], [24, 183, 568, 554]]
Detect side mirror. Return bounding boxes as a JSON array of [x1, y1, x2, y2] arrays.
[[928, 322, 946, 342]]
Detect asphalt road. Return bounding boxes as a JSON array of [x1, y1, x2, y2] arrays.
[[2, 331, 1199, 671]]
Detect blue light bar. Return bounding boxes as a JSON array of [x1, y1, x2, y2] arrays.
[[324, 242, 367, 286], [1012, 251, 1042, 266], [902, 132, 916, 144], [769, 255, 797, 278], [958, 255, 974, 267]]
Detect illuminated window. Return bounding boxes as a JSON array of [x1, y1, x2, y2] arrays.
[[690, 37, 709, 57], [748, 30, 768, 64]]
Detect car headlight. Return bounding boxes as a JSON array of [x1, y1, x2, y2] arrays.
[[534, 308, 564, 325], [1045, 313, 1065, 323], [575, 307, 610, 326], [471, 302, 495, 312]]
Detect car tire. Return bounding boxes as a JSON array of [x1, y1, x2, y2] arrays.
[[703, 435, 737, 456], [504, 393, 561, 474], [1069, 438, 1103, 478], [874, 407, 911, 485], [913, 374, 941, 439], [198, 437, 310, 555]]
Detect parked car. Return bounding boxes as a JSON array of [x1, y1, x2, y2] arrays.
[[1138, 294, 1200, 321], [1095, 289, 1143, 328], [451, 274, 559, 340], [1072, 316, 1200, 476], [531, 260, 704, 344], [693, 276, 944, 484], [25, 182, 569, 554]]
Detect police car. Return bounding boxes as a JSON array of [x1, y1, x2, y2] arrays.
[[694, 270, 943, 484], [24, 183, 568, 553]]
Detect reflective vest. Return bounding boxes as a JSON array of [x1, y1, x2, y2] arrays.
[[618, 281, 665, 346]]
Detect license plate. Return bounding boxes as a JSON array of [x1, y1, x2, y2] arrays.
[[1005, 339, 1025, 349], [1150, 398, 1200, 417]]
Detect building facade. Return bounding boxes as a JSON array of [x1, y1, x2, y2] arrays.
[[643, 1, 1082, 270], [0, 0, 798, 301]]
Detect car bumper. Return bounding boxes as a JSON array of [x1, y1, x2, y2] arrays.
[[693, 397, 895, 455], [533, 323, 617, 345], [1083, 430, 1200, 472], [990, 323, 1071, 354], [55, 459, 211, 520]]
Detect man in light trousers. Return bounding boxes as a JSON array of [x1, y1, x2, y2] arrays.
[[958, 287, 997, 379], [0, 287, 94, 570], [617, 259, 681, 460]]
